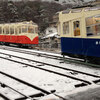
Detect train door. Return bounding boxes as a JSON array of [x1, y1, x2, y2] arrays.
[[61, 21, 72, 54], [71, 19, 83, 55]]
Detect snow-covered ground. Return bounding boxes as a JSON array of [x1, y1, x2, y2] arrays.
[[0, 49, 78, 93], [0, 46, 100, 99]]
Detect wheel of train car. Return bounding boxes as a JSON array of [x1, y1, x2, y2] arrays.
[[5, 43, 9, 46], [23, 46, 29, 48], [0, 42, 5, 45], [18, 44, 23, 48]]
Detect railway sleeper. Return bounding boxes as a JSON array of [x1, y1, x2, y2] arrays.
[[75, 82, 88, 88], [72, 79, 100, 88], [15, 90, 56, 100], [15, 93, 44, 100], [93, 79, 100, 84], [0, 82, 30, 99]]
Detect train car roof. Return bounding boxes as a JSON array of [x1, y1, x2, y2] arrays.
[[61, 6, 100, 14], [0, 21, 38, 26], [58, 6, 100, 22]]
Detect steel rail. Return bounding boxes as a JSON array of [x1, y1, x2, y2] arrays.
[[1, 46, 100, 68], [0, 52, 100, 78], [0, 55, 92, 85], [0, 93, 10, 100], [0, 82, 29, 99], [0, 46, 62, 60], [0, 71, 50, 95], [0, 71, 67, 100]]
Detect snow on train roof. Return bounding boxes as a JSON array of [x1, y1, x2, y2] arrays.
[[42, 32, 60, 39], [62, 6, 100, 14]]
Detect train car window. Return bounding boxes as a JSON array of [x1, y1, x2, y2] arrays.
[[28, 26, 34, 33], [86, 14, 100, 36], [0, 27, 1, 34], [63, 22, 69, 34], [72, 9, 82, 13], [15, 27, 18, 34], [22, 25, 27, 33], [57, 22, 61, 35], [18, 26, 21, 34], [5, 26, 9, 34], [10, 27, 14, 34], [73, 21, 80, 36]]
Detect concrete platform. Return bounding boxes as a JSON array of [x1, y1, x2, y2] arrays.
[[40, 84, 100, 100], [65, 86, 100, 100], [63, 84, 100, 100]]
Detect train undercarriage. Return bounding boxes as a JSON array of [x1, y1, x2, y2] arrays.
[[62, 52, 100, 64], [0, 41, 37, 48]]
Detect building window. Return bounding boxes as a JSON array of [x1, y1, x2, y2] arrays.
[[73, 21, 80, 36], [86, 14, 100, 36], [63, 22, 69, 34], [49, 30, 53, 33]]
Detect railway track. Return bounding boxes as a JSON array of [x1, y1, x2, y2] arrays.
[[0, 51, 100, 87], [0, 70, 67, 100], [0, 71, 52, 100], [0, 46, 100, 99], [0, 71, 68, 100], [0, 46, 100, 68], [0, 46, 62, 60]]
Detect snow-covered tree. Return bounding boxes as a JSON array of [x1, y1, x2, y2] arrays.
[[6, 1, 19, 22], [0, 6, 5, 23], [22, 6, 33, 21]]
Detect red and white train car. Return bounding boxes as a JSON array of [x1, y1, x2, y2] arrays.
[[0, 21, 38, 47]]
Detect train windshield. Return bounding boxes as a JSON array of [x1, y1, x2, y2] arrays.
[[86, 14, 100, 36], [28, 26, 34, 33]]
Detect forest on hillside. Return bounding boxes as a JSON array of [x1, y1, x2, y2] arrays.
[[0, 0, 72, 32]]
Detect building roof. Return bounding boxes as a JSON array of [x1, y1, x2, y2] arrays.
[[42, 32, 60, 39]]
